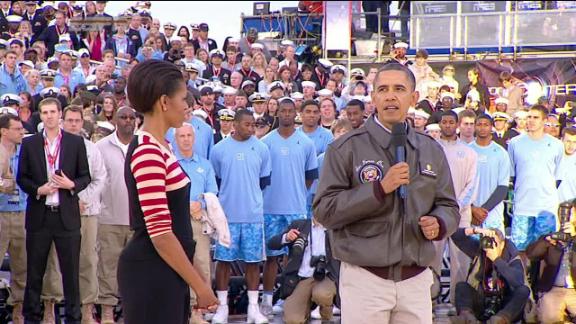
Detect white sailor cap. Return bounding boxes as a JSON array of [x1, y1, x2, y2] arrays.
[[0, 106, 18, 116], [290, 92, 304, 100], [414, 109, 431, 119], [19, 60, 35, 69], [192, 109, 208, 119], [495, 97, 509, 106], [250, 43, 264, 50], [9, 38, 24, 47], [249, 92, 267, 103], [217, 108, 236, 120], [425, 123, 441, 132], [493, 112, 512, 122], [267, 81, 284, 92], [317, 59, 333, 69], [40, 87, 60, 97], [241, 80, 255, 89], [40, 69, 57, 78], [514, 110, 528, 119], [280, 39, 295, 47], [96, 121, 115, 132], [278, 96, 295, 104], [6, 15, 23, 24], [394, 41, 409, 49], [426, 80, 442, 89], [163, 21, 177, 29], [350, 68, 365, 77], [59, 33, 71, 42], [330, 64, 347, 75], [221, 87, 237, 96], [184, 62, 199, 73], [78, 48, 90, 57], [317, 89, 333, 97], [408, 107, 416, 115], [440, 92, 456, 100], [301, 81, 316, 89], [1, 93, 21, 105], [209, 49, 225, 58]]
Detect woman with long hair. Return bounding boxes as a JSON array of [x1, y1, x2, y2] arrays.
[[97, 94, 118, 123], [17, 20, 33, 48], [18, 91, 36, 133], [266, 97, 280, 129], [85, 1, 97, 16], [59, 85, 72, 105], [278, 65, 299, 95], [320, 98, 338, 129], [459, 67, 490, 110], [177, 26, 191, 43], [196, 48, 209, 66], [252, 52, 267, 77], [83, 30, 106, 62], [118, 60, 218, 324], [258, 67, 276, 94]]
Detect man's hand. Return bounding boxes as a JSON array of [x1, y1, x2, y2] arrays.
[[419, 216, 440, 240], [562, 221, 576, 237], [79, 201, 87, 215], [37, 182, 57, 196], [545, 235, 558, 246], [380, 162, 409, 194], [471, 206, 488, 226], [190, 202, 203, 221], [285, 229, 301, 243], [51, 172, 75, 190]]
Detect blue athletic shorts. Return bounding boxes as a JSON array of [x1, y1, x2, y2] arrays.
[[264, 213, 307, 257], [214, 223, 266, 263], [511, 212, 557, 251]]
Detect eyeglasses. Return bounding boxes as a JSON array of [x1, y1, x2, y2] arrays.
[[544, 123, 560, 128], [118, 115, 136, 120]]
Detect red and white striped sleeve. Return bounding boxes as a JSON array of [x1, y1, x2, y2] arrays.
[[130, 141, 173, 238]]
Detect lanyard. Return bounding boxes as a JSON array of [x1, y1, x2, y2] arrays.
[[44, 132, 62, 172], [213, 66, 220, 78]]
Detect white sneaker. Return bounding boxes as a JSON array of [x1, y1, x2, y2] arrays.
[[211, 304, 228, 324], [333, 306, 341, 315], [247, 304, 269, 324], [310, 306, 321, 320], [272, 299, 284, 315], [259, 301, 273, 317]]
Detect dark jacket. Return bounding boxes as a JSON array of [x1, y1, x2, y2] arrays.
[[526, 236, 576, 293], [192, 38, 218, 52], [16, 131, 91, 231], [38, 25, 80, 57], [268, 219, 340, 302], [202, 65, 231, 86], [493, 129, 520, 150], [460, 82, 491, 110], [105, 35, 136, 58], [313, 116, 460, 268], [452, 228, 526, 297], [23, 10, 48, 38]]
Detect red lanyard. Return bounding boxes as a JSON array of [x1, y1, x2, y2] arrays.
[[44, 132, 62, 171], [213, 67, 220, 78], [317, 71, 325, 86]]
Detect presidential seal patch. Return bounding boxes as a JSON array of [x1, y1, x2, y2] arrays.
[[358, 163, 383, 183]]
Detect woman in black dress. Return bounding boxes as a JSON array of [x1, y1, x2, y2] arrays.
[[118, 59, 218, 324]]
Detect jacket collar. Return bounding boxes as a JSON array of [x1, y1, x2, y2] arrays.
[[364, 115, 418, 151]]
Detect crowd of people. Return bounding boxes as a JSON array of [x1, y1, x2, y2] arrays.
[[0, 1, 575, 324]]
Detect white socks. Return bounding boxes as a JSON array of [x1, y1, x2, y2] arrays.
[[262, 292, 273, 305], [216, 290, 228, 306], [248, 290, 260, 305]]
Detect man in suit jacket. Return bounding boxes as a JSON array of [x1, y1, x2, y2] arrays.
[[268, 218, 339, 323], [202, 49, 232, 86], [17, 97, 91, 324], [37, 11, 80, 57], [24, 2, 48, 39], [192, 23, 217, 53]]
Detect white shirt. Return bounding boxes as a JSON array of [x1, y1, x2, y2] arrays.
[[114, 132, 129, 156], [77, 139, 107, 216], [44, 130, 61, 206], [282, 223, 327, 278]]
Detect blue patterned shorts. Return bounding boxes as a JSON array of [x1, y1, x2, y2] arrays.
[[511, 212, 557, 251], [264, 214, 307, 257], [214, 223, 266, 263]]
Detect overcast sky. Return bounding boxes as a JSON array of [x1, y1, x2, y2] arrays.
[[93, 1, 297, 47]]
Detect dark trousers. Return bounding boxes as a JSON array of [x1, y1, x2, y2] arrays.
[[362, 1, 390, 34], [455, 282, 530, 322], [23, 209, 81, 324]]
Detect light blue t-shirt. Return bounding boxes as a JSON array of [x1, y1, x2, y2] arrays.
[[508, 134, 564, 216], [262, 129, 319, 215], [210, 136, 271, 223], [307, 152, 326, 208], [298, 126, 334, 156], [166, 117, 215, 160], [54, 69, 85, 94], [175, 150, 218, 209], [469, 141, 510, 231], [558, 153, 576, 203]]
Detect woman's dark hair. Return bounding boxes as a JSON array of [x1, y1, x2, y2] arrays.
[[127, 60, 185, 114], [177, 26, 190, 40]]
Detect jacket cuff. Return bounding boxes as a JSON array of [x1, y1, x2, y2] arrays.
[[373, 181, 387, 203], [431, 216, 447, 241]]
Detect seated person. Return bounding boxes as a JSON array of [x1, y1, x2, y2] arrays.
[[451, 227, 530, 324], [526, 204, 576, 324], [267, 217, 338, 324]]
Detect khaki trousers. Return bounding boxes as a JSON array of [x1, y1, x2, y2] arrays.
[[340, 262, 433, 324], [0, 211, 27, 304], [42, 216, 99, 304], [432, 237, 471, 304], [189, 219, 212, 306], [96, 224, 132, 306], [537, 286, 576, 323], [283, 277, 337, 324]]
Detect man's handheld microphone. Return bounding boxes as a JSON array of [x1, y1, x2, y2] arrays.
[[391, 123, 407, 200]]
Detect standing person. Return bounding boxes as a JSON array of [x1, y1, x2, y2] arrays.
[[0, 50, 26, 96], [95, 107, 136, 324], [460, 68, 490, 111], [210, 109, 271, 324], [469, 114, 511, 234], [61, 105, 107, 323], [16, 97, 91, 324], [558, 127, 576, 203], [508, 105, 564, 254], [499, 71, 524, 116], [214, 109, 234, 144], [298, 100, 334, 156], [458, 109, 476, 144], [314, 64, 460, 323], [54, 51, 86, 95], [260, 98, 319, 315], [345, 99, 366, 129], [173, 123, 219, 324], [0, 113, 27, 324], [117, 60, 217, 324], [435, 110, 478, 304]]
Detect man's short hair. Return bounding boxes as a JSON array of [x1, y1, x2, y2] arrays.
[[458, 109, 476, 123], [63, 105, 84, 120], [441, 110, 458, 122], [375, 63, 416, 91], [0, 114, 20, 131], [529, 104, 548, 119], [301, 99, 319, 110], [476, 113, 494, 125], [4, 50, 17, 58], [330, 118, 353, 135], [234, 108, 254, 122], [38, 97, 62, 112], [562, 127, 576, 138], [346, 99, 365, 111]]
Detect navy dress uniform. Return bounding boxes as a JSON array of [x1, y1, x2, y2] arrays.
[[214, 109, 235, 144]]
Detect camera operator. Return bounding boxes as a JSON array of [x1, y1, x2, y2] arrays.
[[451, 227, 530, 324], [526, 202, 576, 323], [267, 217, 338, 324]]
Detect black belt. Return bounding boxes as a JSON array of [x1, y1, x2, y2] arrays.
[[46, 205, 60, 213]]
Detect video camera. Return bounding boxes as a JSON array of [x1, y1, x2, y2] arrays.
[[550, 202, 574, 242]]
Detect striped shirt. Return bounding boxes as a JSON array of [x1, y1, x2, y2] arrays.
[[130, 131, 190, 238]]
